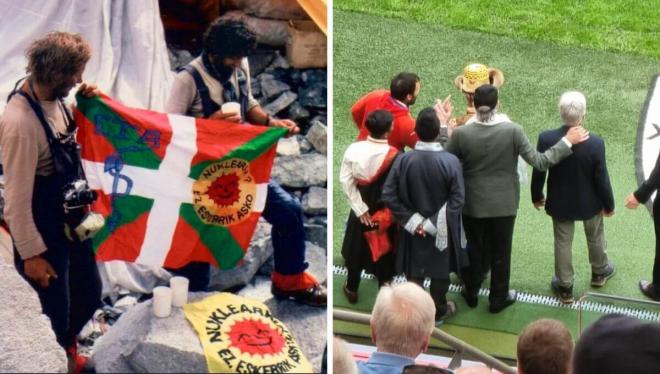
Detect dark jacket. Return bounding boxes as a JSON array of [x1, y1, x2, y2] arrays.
[[531, 125, 614, 220], [634, 151, 660, 204]]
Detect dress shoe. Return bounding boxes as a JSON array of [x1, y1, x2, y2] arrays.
[[639, 280, 660, 302], [271, 283, 327, 307], [489, 290, 517, 313], [591, 263, 616, 287], [343, 282, 358, 304], [461, 288, 478, 308]]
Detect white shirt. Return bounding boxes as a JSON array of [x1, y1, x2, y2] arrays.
[[339, 137, 394, 216]]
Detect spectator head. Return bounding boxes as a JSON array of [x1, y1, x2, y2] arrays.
[[365, 110, 394, 139], [415, 107, 441, 142], [517, 319, 573, 374], [203, 19, 256, 78], [26, 31, 91, 98], [559, 91, 587, 126], [370, 282, 435, 358], [391, 72, 421, 106], [333, 336, 357, 374], [573, 314, 660, 374]]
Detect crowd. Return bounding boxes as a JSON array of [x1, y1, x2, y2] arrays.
[[334, 282, 660, 374], [340, 67, 660, 324]]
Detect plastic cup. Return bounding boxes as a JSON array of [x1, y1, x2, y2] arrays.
[[170, 276, 189, 307], [221, 102, 241, 116], [152, 286, 172, 318]]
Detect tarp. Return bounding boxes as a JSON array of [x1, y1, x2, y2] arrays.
[[0, 0, 173, 114], [296, 0, 327, 35]]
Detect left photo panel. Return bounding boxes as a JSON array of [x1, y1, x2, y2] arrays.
[[0, 1, 328, 373]]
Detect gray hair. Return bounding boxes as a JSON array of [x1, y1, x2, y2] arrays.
[[559, 91, 586, 125], [476, 105, 496, 123], [371, 282, 435, 357]]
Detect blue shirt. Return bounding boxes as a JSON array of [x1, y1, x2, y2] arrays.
[[357, 351, 416, 374]]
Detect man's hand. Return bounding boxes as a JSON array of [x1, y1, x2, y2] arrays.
[[434, 95, 453, 125], [270, 118, 300, 135], [210, 110, 241, 123], [565, 126, 590, 144], [625, 193, 640, 209], [602, 210, 615, 217], [533, 198, 545, 210], [23, 255, 57, 288], [77, 83, 100, 98], [359, 212, 375, 227], [414, 224, 427, 237]]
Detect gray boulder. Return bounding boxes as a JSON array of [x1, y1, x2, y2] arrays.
[[272, 153, 327, 188], [0, 264, 67, 373], [304, 223, 327, 249], [208, 220, 273, 291], [276, 136, 301, 157], [305, 121, 327, 154], [263, 91, 298, 115], [302, 186, 327, 215]]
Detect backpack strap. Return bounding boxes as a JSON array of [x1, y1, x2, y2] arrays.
[[178, 65, 220, 119]]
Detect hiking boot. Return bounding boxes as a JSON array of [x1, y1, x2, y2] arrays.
[[639, 280, 660, 302], [435, 301, 457, 326], [489, 290, 517, 313], [271, 283, 327, 307], [591, 263, 616, 287], [343, 282, 358, 304], [551, 278, 574, 304]]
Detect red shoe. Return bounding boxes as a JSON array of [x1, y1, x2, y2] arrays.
[[66, 344, 89, 374]]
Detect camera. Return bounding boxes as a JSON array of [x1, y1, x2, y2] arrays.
[[63, 179, 97, 209], [61, 179, 105, 241]]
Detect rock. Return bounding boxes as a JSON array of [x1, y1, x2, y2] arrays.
[[92, 242, 327, 373], [267, 53, 291, 70], [272, 153, 327, 188], [302, 186, 327, 215], [208, 221, 274, 291], [298, 135, 314, 153], [260, 78, 291, 100], [304, 223, 326, 249], [276, 136, 301, 157], [310, 114, 327, 126], [299, 84, 327, 110], [263, 91, 298, 115], [301, 69, 327, 86], [288, 69, 303, 90], [248, 50, 277, 76], [250, 79, 262, 98], [288, 101, 310, 123], [305, 121, 327, 154], [168, 47, 194, 71], [0, 265, 67, 373]]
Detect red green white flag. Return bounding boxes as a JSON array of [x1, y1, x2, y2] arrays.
[[74, 94, 286, 269]]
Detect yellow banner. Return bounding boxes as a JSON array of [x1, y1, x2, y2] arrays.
[[183, 293, 314, 373]]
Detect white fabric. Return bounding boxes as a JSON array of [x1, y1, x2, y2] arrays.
[[434, 204, 448, 251], [404, 212, 424, 235], [0, 0, 173, 115], [414, 140, 444, 151], [339, 137, 392, 216]]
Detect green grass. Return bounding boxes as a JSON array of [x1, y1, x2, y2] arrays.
[[335, 0, 660, 59], [332, 9, 660, 306]]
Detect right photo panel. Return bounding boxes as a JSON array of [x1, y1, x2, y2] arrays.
[[331, 1, 660, 373]]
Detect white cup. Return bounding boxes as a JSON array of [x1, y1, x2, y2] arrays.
[[170, 276, 189, 307], [152, 286, 172, 318], [221, 101, 241, 118]]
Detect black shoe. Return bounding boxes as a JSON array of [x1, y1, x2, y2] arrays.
[[489, 290, 517, 313], [343, 282, 358, 304], [591, 263, 615, 287], [461, 288, 478, 308], [435, 301, 457, 326], [639, 280, 660, 302], [271, 283, 327, 307], [551, 278, 574, 304]]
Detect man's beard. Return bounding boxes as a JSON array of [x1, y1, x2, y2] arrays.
[[213, 62, 234, 82], [52, 82, 73, 100]]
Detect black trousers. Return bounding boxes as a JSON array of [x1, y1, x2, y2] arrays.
[[409, 277, 450, 319], [653, 199, 660, 286], [14, 175, 102, 348], [345, 251, 395, 292], [462, 215, 516, 303]]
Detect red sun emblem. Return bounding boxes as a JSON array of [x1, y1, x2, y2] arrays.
[[227, 318, 285, 356], [206, 172, 241, 206]]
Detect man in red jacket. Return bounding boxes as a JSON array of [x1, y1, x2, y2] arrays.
[[352, 72, 420, 151]]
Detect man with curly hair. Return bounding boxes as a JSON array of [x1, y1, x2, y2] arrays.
[[165, 19, 326, 306], [0, 31, 101, 372]]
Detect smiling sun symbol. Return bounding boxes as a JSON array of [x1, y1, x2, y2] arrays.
[[227, 318, 285, 356], [206, 172, 241, 207]]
